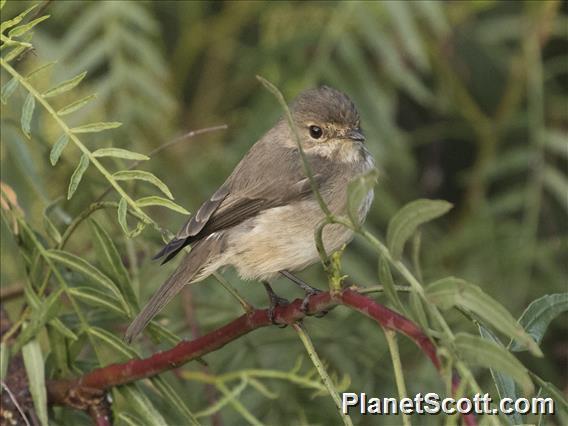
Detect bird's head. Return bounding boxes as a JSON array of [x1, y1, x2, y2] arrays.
[[286, 86, 365, 162]]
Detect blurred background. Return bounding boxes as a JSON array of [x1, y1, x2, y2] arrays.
[[1, 1, 566, 425]]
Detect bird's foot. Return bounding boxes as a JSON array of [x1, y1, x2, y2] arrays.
[[262, 282, 289, 327], [280, 270, 328, 317], [300, 287, 328, 317]]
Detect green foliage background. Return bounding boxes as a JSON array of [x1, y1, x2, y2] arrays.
[[1, 1, 566, 425]]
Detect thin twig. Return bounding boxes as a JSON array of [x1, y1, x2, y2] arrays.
[[383, 329, 411, 426], [1, 380, 31, 426], [293, 323, 353, 426]]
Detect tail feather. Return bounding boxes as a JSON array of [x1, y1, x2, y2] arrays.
[[152, 237, 188, 264], [124, 237, 223, 343]]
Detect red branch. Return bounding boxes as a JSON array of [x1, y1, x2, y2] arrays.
[[46, 288, 476, 425]]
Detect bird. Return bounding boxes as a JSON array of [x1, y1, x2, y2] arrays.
[[124, 86, 375, 343]]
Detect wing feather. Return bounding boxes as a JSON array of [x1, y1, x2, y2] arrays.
[[154, 140, 326, 263]]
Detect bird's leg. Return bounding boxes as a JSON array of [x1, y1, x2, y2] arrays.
[[279, 270, 328, 317], [262, 281, 289, 327]]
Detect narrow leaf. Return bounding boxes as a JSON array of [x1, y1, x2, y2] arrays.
[[3, 32, 33, 62], [121, 384, 168, 426], [70, 121, 122, 133], [89, 327, 137, 359], [454, 333, 534, 395], [152, 377, 200, 425], [387, 199, 452, 259], [42, 71, 87, 98], [136, 196, 189, 215], [22, 336, 48, 426], [67, 153, 89, 199], [21, 92, 35, 138], [89, 219, 137, 307], [347, 168, 378, 226], [378, 255, 405, 313], [113, 170, 173, 199], [545, 130, 568, 159], [8, 15, 50, 38], [479, 325, 523, 425], [68, 287, 126, 317], [92, 148, 149, 161], [543, 166, 568, 213], [16, 286, 64, 351], [45, 249, 128, 312], [23, 283, 77, 341], [426, 277, 543, 357], [56, 94, 96, 116], [0, 4, 37, 33], [511, 293, 568, 351], [26, 61, 56, 79], [50, 134, 69, 166], [1, 77, 18, 104], [0, 343, 8, 380], [117, 197, 129, 235]]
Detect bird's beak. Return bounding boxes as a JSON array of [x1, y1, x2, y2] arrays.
[[345, 129, 365, 143]]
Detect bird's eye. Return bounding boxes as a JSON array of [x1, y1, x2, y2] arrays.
[[309, 125, 323, 139]]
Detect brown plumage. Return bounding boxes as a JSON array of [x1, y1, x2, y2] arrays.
[[124, 86, 375, 343]]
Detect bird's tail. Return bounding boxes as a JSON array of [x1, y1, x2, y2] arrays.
[[124, 237, 223, 343]]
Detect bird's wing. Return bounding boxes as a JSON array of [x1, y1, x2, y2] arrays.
[[154, 141, 324, 263]]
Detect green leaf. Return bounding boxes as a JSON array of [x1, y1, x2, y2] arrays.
[[3, 41, 30, 62], [479, 325, 523, 425], [117, 413, 145, 426], [57, 94, 96, 116], [88, 327, 137, 359], [45, 249, 129, 313], [378, 255, 405, 313], [43, 213, 62, 244], [136, 196, 189, 215], [545, 130, 568, 159], [92, 148, 149, 161], [543, 166, 568, 213], [152, 376, 200, 425], [50, 134, 69, 166], [26, 61, 57, 79], [1, 77, 18, 104], [426, 277, 543, 357], [0, 4, 37, 33], [23, 284, 77, 342], [118, 197, 129, 235], [8, 15, 50, 38], [531, 374, 568, 413], [21, 92, 35, 138], [0, 0, 6, 11], [121, 384, 168, 426], [113, 170, 173, 199], [409, 289, 429, 330], [42, 71, 87, 98], [347, 169, 378, 226], [68, 287, 126, 317], [88, 219, 137, 307], [16, 286, 64, 351], [67, 153, 89, 199], [46, 325, 71, 377], [454, 333, 534, 395], [70, 121, 122, 133], [511, 293, 568, 351], [0, 342, 8, 381], [387, 199, 452, 259], [22, 336, 48, 426]]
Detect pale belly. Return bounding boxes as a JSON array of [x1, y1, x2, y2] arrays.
[[223, 191, 373, 281]]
